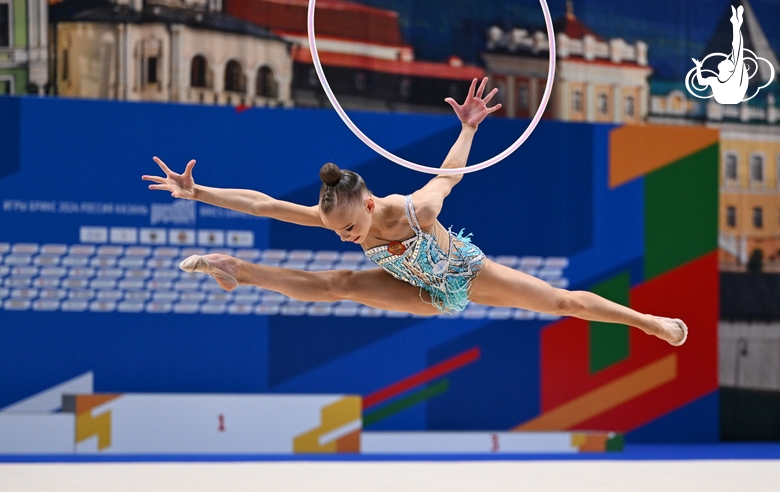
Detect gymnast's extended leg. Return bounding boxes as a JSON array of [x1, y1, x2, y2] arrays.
[[181, 254, 440, 316], [470, 260, 686, 345]]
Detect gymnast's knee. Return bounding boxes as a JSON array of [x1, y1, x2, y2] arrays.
[[551, 289, 584, 316], [328, 269, 357, 301]]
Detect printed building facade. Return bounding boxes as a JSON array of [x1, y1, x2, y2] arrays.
[[481, 1, 651, 124], [718, 125, 780, 270], [0, 0, 48, 95], [226, 0, 484, 113], [49, 0, 293, 107], [647, 0, 780, 271]]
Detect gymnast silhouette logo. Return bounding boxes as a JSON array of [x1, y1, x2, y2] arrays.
[[685, 5, 775, 104]]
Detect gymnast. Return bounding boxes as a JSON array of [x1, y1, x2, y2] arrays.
[[142, 77, 687, 346]]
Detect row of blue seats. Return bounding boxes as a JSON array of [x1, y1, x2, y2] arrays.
[[0, 296, 561, 320], [0, 243, 570, 269]]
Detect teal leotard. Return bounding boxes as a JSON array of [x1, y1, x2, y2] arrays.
[[364, 195, 486, 312]]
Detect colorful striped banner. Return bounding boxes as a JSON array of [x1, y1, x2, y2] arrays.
[[363, 347, 480, 410], [364, 380, 449, 427]]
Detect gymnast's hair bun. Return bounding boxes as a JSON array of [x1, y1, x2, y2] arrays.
[[320, 163, 341, 186]]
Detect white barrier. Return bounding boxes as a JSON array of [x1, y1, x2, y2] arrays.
[[362, 431, 620, 454], [0, 390, 619, 455], [67, 393, 362, 454], [0, 414, 75, 454]]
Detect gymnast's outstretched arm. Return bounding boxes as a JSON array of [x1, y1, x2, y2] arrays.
[[413, 77, 501, 224], [142, 156, 325, 228]]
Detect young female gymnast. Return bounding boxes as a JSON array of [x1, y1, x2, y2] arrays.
[[143, 77, 687, 346]]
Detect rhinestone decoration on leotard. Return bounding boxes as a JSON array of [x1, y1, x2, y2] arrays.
[[363, 195, 485, 312]]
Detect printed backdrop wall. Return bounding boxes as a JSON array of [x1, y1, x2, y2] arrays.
[[0, 96, 718, 448], [8, 0, 780, 270]]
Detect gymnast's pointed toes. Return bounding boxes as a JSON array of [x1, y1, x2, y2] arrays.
[[670, 318, 689, 347], [180, 254, 239, 291], [180, 255, 209, 274], [653, 316, 688, 347]]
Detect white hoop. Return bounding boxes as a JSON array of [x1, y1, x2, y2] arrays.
[[307, 0, 556, 175]]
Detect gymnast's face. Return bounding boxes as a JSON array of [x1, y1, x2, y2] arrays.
[[321, 197, 374, 245]]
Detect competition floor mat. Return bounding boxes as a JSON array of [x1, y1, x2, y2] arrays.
[[2, 445, 779, 492]]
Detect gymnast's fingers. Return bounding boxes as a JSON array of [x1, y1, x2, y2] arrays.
[[468, 78, 478, 99], [148, 184, 170, 191], [184, 159, 196, 176], [476, 77, 488, 98], [483, 87, 498, 104], [487, 103, 502, 114], [141, 175, 165, 183], [153, 156, 173, 176], [444, 97, 459, 110]]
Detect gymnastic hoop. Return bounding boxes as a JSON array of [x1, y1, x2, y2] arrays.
[[307, 0, 556, 175]]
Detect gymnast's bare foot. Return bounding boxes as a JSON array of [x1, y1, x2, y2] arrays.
[[651, 316, 688, 346], [180, 254, 240, 291]]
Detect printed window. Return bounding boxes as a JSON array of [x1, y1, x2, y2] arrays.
[[448, 82, 460, 101], [724, 153, 738, 181], [147, 57, 158, 84], [492, 80, 506, 109], [224, 60, 246, 93], [256, 66, 278, 99], [625, 95, 635, 117], [0, 3, 9, 48], [62, 49, 69, 81], [571, 90, 582, 112], [190, 55, 207, 88], [399, 77, 411, 99], [753, 207, 763, 229], [598, 93, 608, 114], [354, 72, 367, 92], [518, 82, 530, 111], [777, 153, 780, 187], [750, 153, 765, 184], [726, 206, 736, 228], [670, 94, 683, 112]]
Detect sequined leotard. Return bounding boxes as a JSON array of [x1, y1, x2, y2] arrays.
[[364, 195, 486, 312]]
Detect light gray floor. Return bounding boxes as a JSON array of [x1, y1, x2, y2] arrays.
[[2, 461, 780, 492]]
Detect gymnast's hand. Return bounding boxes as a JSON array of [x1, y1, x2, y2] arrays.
[[445, 77, 502, 128], [142, 156, 197, 200]]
